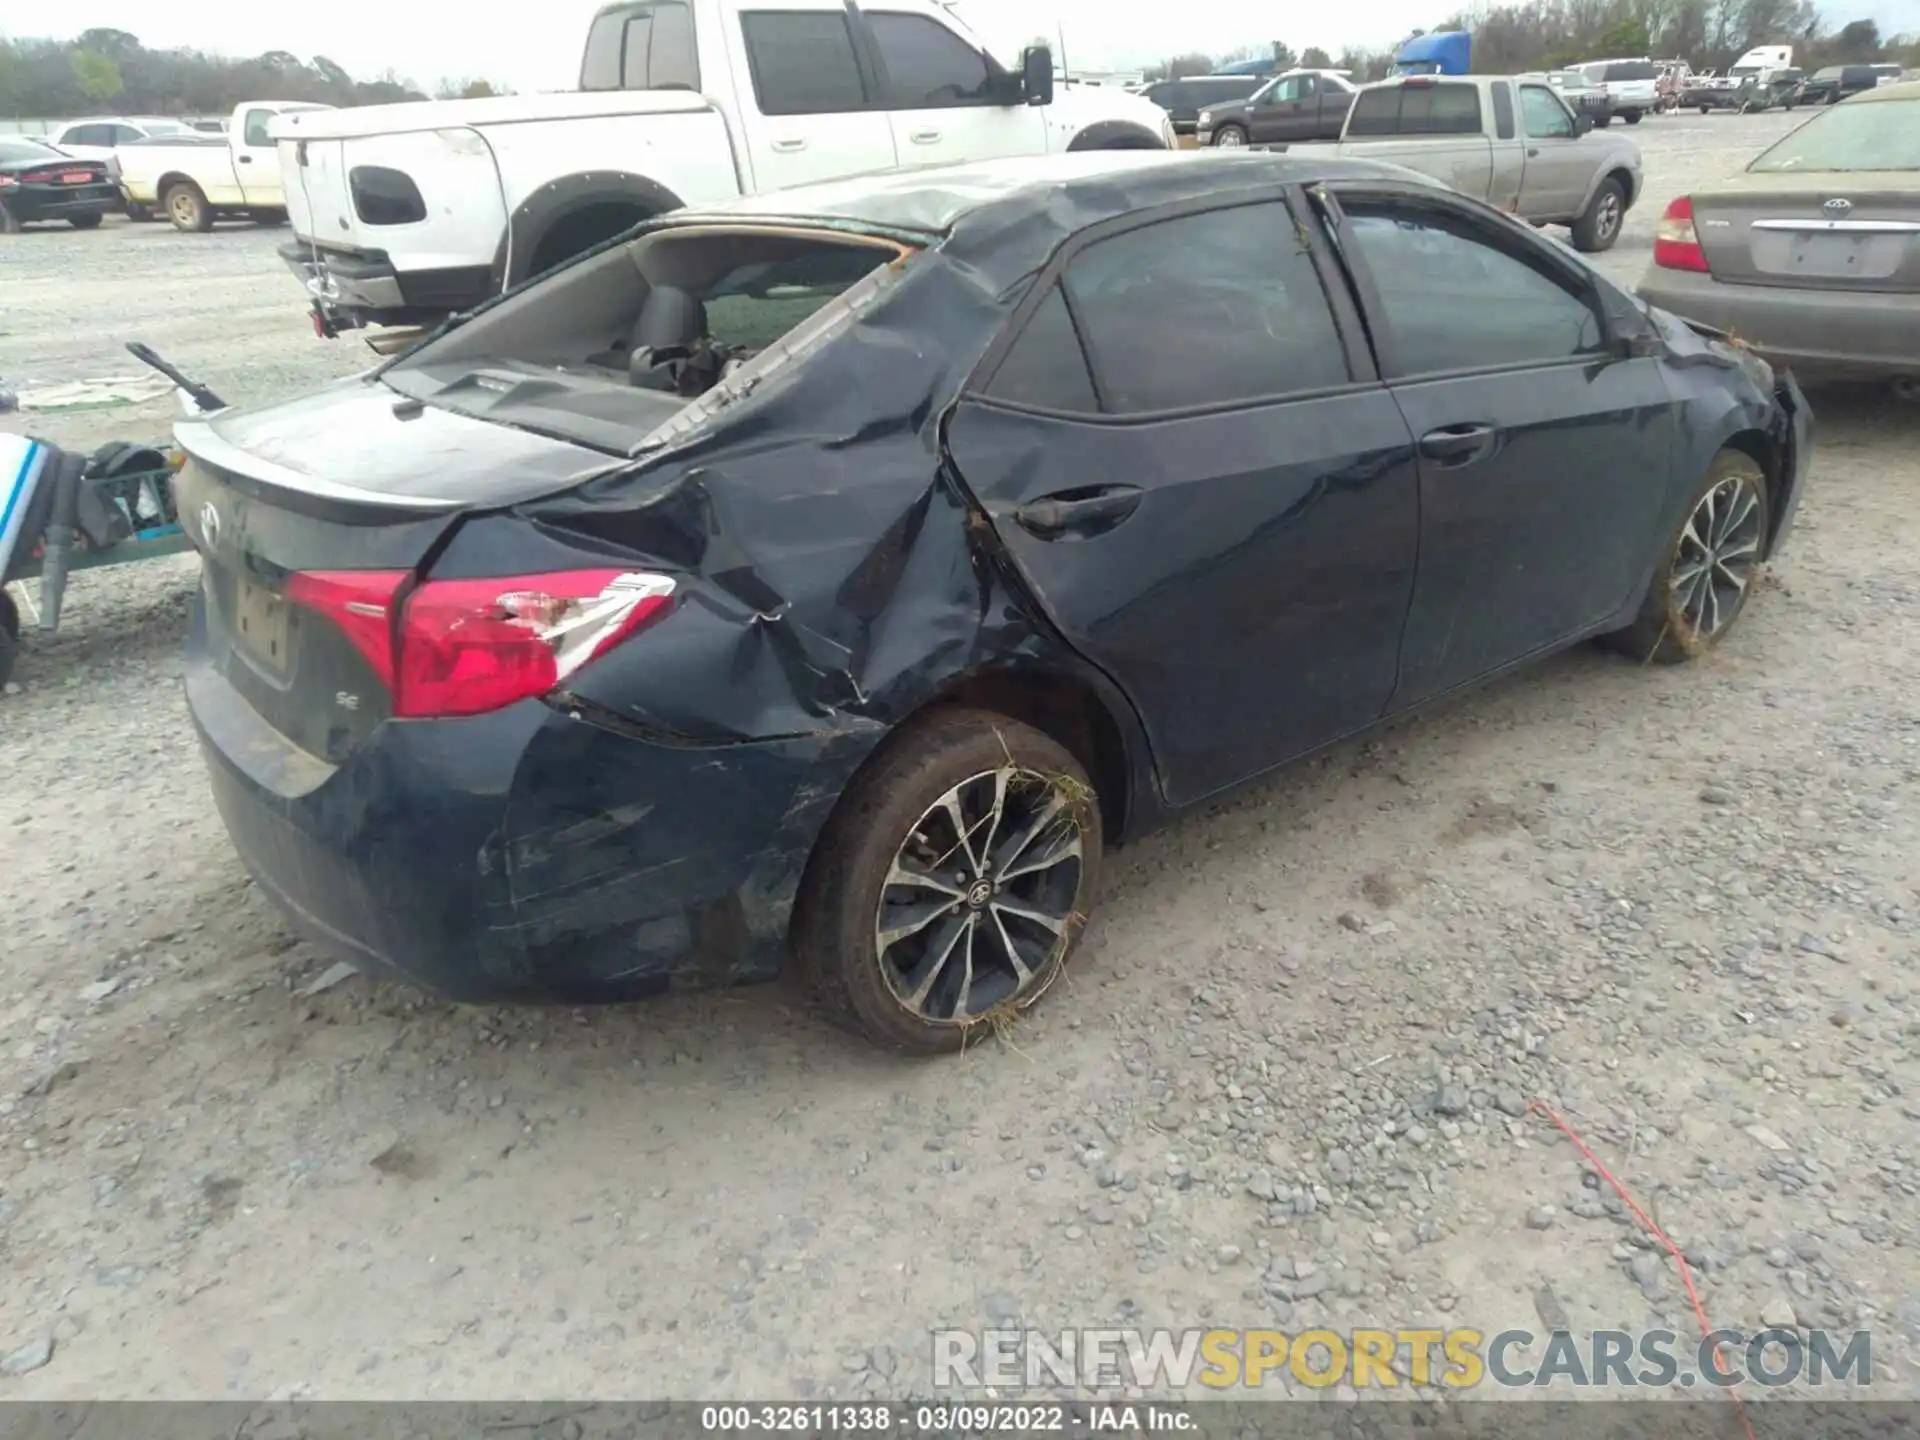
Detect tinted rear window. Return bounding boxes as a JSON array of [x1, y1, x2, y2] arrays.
[[1603, 61, 1658, 81], [580, 0, 700, 90], [1346, 82, 1483, 136]]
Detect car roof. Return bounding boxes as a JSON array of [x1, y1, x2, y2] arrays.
[[696, 150, 1419, 238]]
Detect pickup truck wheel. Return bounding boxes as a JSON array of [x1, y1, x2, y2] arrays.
[[68, 213, 103, 230], [1603, 450, 1769, 665], [1211, 125, 1248, 148], [126, 202, 153, 222], [1622, 109, 1643, 124], [163, 182, 213, 233], [1570, 177, 1627, 253]]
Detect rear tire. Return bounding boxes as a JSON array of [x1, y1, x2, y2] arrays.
[[1603, 449, 1770, 665], [1570, 176, 1626, 253], [68, 213, 103, 230], [792, 707, 1104, 1055], [126, 202, 154, 222], [1622, 108, 1643, 124], [163, 181, 213, 233]]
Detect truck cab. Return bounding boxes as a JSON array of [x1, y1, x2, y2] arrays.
[[1393, 31, 1472, 77]]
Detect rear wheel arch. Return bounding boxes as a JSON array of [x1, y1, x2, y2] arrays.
[[498, 171, 685, 288], [1067, 121, 1168, 151], [919, 668, 1136, 843]]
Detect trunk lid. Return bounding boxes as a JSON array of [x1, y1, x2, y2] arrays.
[[1691, 173, 1920, 292], [174, 379, 626, 764]]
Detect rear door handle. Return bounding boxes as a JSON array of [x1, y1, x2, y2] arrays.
[[1013, 486, 1144, 539], [1419, 423, 1499, 466], [909, 129, 942, 144], [771, 137, 807, 153]]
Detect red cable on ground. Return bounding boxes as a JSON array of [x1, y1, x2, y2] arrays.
[[1526, 1098, 1757, 1440]]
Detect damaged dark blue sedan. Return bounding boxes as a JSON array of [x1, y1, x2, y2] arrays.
[[174, 151, 1810, 1053]]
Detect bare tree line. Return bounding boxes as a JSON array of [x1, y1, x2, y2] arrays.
[[1144, 0, 1917, 82], [0, 27, 514, 120]]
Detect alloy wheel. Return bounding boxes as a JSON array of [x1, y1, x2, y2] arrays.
[[1671, 472, 1764, 642], [1595, 190, 1623, 242], [874, 765, 1087, 1024], [1215, 129, 1245, 147]]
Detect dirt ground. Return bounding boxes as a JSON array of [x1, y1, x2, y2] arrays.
[[3, 110, 1919, 1403]]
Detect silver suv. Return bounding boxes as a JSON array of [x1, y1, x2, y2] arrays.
[[1578, 58, 1661, 123]]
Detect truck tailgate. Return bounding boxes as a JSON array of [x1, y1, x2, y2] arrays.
[[284, 125, 509, 274]]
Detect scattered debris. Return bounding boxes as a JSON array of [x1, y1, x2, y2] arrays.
[[296, 962, 358, 999], [0, 1331, 54, 1378], [1744, 1124, 1791, 1153], [78, 978, 122, 1003]]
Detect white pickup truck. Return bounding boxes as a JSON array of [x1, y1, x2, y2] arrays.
[[118, 101, 335, 231], [274, 0, 1176, 337]]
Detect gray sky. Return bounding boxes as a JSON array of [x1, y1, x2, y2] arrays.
[[1, 0, 1916, 89]]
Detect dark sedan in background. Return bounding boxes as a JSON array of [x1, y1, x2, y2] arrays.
[[1639, 80, 1919, 395], [0, 137, 117, 230], [165, 150, 1809, 1054]]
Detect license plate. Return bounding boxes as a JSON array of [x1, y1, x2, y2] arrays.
[[233, 578, 292, 674], [60, 172, 92, 185]]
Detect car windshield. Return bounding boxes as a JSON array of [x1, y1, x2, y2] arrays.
[[0, 137, 62, 163], [1748, 97, 1920, 171]]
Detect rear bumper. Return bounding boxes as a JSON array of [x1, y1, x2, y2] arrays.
[[278, 240, 495, 331], [1636, 268, 1920, 381], [1, 185, 118, 223], [185, 603, 869, 1003]]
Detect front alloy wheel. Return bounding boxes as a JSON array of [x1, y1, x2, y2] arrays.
[[1605, 450, 1770, 664], [794, 708, 1103, 1053], [1213, 126, 1247, 148]]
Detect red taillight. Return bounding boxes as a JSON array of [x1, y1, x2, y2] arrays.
[[0, 175, 17, 189], [286, 568, 676, 720], [1653, 196, 1711, 273]]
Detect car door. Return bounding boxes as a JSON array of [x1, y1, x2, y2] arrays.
[[1317, 186, 1677, 710], [1250, 75, 1309, 144], [1515, 81, 1591, 220], [944, 196, 1422, 806], [236, 107, 285, 206], [860, 4, 1047, 165], [731, 3, 900, 189]]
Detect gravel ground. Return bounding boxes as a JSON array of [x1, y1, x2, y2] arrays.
[[2, 111, 1919, 1402]]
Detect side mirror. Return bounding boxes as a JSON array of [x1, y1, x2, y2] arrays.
[[1021, 46, 1055, 107], [1573, 112, 1593, 136]]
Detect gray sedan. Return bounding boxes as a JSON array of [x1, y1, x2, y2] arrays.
[[1636, 80, 1919, 396]]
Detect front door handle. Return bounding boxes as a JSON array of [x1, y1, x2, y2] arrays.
[[1013, 486, 1144, 539], [909, 129, 942, 144], [1526, 146, 1540, 157], [771, 137, 807, 153], [239, 154, 254, 163], [1419, 423, 1499, 467]]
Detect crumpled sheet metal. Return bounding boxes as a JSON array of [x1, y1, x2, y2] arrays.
[[525, 245, 1075, 750]]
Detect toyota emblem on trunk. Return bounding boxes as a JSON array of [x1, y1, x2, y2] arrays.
[[1823, 197, 1854, 215], [199, 501, 221, 548]]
